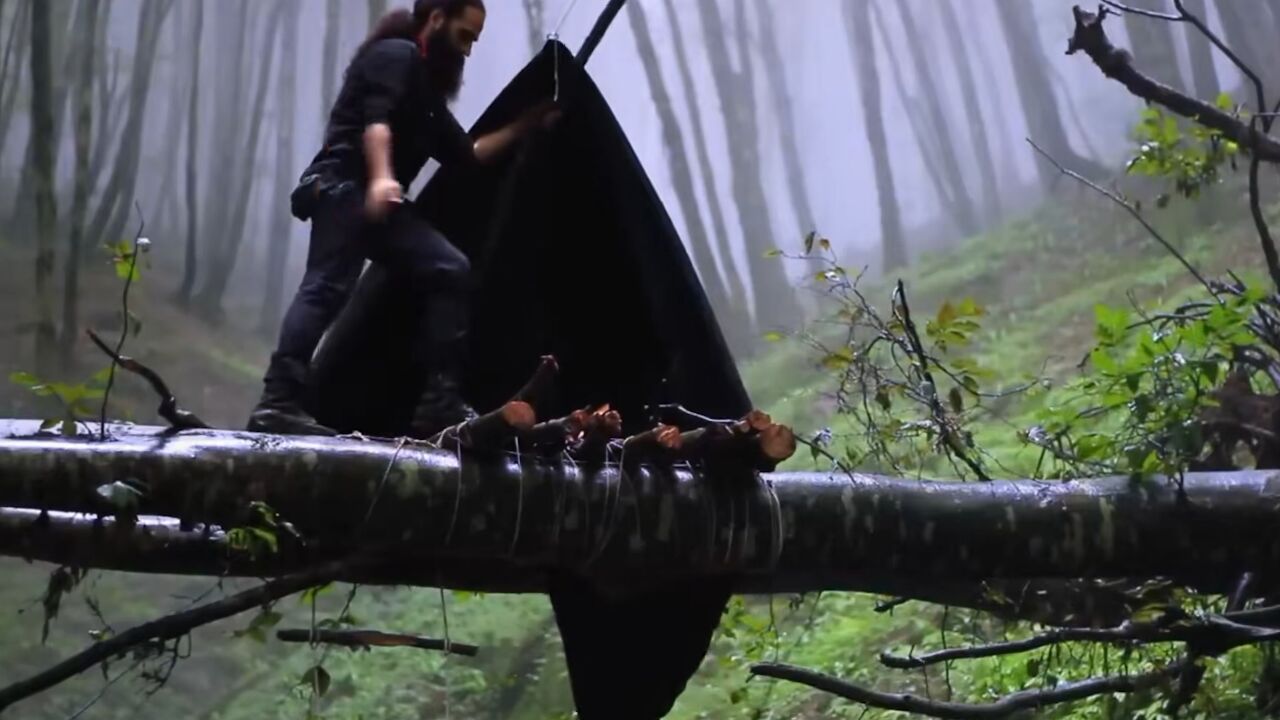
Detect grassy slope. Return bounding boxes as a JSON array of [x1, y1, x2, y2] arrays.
[[1, 172, 1277, 718]]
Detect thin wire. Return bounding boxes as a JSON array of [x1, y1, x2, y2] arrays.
[[551, 0, 585, 37]]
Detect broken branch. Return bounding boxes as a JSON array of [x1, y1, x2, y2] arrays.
[[0, 557, 357, 714], [751, 660, 1180, 719], [85, 329, 209, 432], [276, 628, 478, 657]]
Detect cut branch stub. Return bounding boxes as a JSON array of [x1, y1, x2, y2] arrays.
[[512, 354, 559, 417], [621, 424, 683, 459], [438, 401, 536, 448], [569, 406, 623, 458], [526, 409, 591, 448]]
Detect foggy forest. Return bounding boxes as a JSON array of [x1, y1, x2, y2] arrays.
[[4, 0, 1280, 718]]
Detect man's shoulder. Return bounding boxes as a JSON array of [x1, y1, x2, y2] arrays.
[[359, 38, 420, 70]]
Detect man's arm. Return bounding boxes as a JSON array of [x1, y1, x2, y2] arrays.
[[437, 100, 561, 168], [364, 123, 402, 219]]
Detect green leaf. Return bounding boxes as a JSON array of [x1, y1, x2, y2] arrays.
[[935, 301, 958, 328], [248, 527, 279, 555], [300, 582, 334, 607], [875, 388, 892, 412], [232, 609, 283, 643], [803, 231, 817, 255], [948, 386, 964, 413], [39, 418, 59, 431], [9, 371, 41, 387], [763, 248, 782, 258], [821, 348, 855, 371], [762, 331, 785, 343], [299, 665, 331, 697], [1090, 347, 1118, 374]]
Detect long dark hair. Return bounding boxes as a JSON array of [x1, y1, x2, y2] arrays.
[[353, 0, 485, 61]]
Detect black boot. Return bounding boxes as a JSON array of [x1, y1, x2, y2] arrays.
[[246, 360, 338, 437], [409, 372, 478, 439], [407, 291, 477, 440]]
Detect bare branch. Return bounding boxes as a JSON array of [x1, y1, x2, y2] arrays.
[[880, 615, 1280, 670], [1066, 5, 1280, 162], [751, 661, 1180, 719], [85, 329, 209, 431], [1100, 0, 1181, 22], [1026, 138, 1215, 294], [0, 557, 359, 713], [276, 628, 479, 657]]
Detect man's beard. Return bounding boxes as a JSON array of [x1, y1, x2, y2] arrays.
[[424, 27, 465, 101]]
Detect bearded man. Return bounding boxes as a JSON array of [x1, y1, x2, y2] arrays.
[[249, 0, 557, 438]]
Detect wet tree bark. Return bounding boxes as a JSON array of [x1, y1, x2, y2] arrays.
[[1121, 0, 1186, 92], [626, 0, 745, 354], [695, 0, 799, 336], [843, 0, 906, 271], [1177, 0, 1218, 101], [995, 0, 1107, 189], [893, 1, 979, 237], [0, 422, 1277, 595], [259, 0, 301, 335], [661, 0, 747, 333], [59, 0, 100, 371], [29, 0, 57, 371], [178, 0, 203, 308]]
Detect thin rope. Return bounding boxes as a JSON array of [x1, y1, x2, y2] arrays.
[[439, 586, 452, 720], [509, 437, 525, 558], [444, 439, 464, 546], [551, 0, 585, 37]]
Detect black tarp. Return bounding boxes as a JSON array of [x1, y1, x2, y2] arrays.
[[304, 40, 751, 719], [307, 39, 750, 437]]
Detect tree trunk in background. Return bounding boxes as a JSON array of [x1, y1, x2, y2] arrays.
[[627, 0, 746, 354], [321, 0, 340, 114], [29, 0, 57, 371], [938, 0, 1001, 225], [260, 0, 300, 336], [12, 0, 84, 234], [195, 3, 286, 322], [1213, 2, 1280, 98], [83, 0, 174, 255], [0, 0, 31, 173], [695, 0, 799, 336], [60, 0, 99, 371], [661, 0, 747, 330], [1122, 0, 1186, 91], [193, 0, 249, 317], [522, 0, 545, 55], [151, 5, 188, 234], [844, 1, 906, 272], [871, 5, 954, 228], [996, 0, 1108, 189], [751, 0, 817, 237], [894, 1, 979, 238], [367, 0, 386, 30], [1180, 0, 1218, 100], [178, 0, 203, 308]]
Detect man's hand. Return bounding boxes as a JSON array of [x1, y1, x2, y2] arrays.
[[365, 176, 403, 221], [519, 99, 562, 133]]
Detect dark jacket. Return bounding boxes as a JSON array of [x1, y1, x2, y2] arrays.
[[291, 38, 476, 220]]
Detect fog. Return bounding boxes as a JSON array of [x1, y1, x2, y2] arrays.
[[4, 0, 1256, 351]]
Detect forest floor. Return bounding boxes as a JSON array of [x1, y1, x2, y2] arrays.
[[1, 167, 1278, 718]]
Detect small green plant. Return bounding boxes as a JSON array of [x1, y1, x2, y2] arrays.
[[1126, 94, 1242, 208], [8, 366, 114, 436]]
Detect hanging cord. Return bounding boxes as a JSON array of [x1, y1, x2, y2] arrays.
[[546, 0, 585, 101]]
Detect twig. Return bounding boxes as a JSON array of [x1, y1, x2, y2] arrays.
[[751, 660, 1181, 719], [99, 206, 144, 441], [0, 557, 356, 714], [1066, 5, 1280, 162], [1246, 115, 1280, 290], [892, 280, 991, 481], [1026, 138, 1215, 294], [85, 329, 209, 431], [880, 614, 1280, 670], [1170, 0, 1267, 130], [1099, 0, 1181, 21], [276, 628, 478, 657]]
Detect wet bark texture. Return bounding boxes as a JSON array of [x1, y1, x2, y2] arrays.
[[1, 422, 1278, 595]]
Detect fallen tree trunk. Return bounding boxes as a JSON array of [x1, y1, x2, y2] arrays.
[[2, 421, 1279, 594]]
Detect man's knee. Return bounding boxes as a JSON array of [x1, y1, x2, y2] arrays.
[[297, 275, 356, 313]]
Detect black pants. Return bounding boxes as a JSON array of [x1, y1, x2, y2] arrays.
[[261, 186, 472, 405]]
